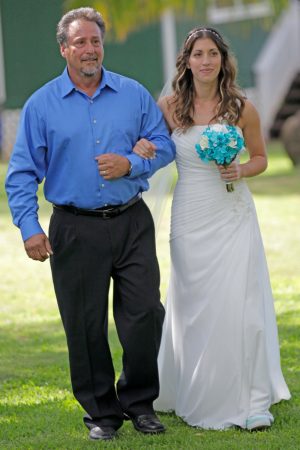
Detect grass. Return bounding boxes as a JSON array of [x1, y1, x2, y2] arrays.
[[0, 140, 299, 449]]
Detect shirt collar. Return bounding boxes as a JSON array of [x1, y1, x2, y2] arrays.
[[60, 66, 119, 98], [99, 67, 119, 93]]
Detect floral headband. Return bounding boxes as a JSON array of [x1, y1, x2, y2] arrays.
[[185, 28, 221, 45]]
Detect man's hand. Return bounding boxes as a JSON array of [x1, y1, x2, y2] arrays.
[[133, 138, 157, 159], [24, 233, 53, 262], [95, 154, 131, 180]]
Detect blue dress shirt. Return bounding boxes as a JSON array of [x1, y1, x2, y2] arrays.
[[6, 67, 175, 241]]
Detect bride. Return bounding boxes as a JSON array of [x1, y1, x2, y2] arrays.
[[133, 26, 290, 431]]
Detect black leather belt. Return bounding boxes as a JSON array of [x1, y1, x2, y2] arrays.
[[53, 195, 141, 219]]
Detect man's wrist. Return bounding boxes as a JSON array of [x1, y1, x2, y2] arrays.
[[126, 161, 133, 176], [20, 218, 44, 242]]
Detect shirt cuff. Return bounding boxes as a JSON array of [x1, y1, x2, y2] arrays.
[[20, 218, 45, 242], [126, 154, 149, 178]]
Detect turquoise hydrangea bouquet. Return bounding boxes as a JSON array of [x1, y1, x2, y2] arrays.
[[195, 124, 245, 192]]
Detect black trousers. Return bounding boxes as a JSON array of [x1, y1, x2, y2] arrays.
[[49, 199, 165, 428]]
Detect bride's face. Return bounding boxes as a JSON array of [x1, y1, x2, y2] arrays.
[[187, 38, 222, 84]]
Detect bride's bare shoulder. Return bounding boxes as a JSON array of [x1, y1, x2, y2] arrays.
[[158, 95, 176, 111], [157, 95, 177, 130]]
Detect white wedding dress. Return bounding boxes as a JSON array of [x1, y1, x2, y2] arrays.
[[154, 126, 290, 429]]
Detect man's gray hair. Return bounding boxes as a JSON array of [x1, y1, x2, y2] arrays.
[[56, 7, 106, 45]]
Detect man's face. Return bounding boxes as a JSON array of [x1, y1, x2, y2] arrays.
[[60, 19, 104, 80]]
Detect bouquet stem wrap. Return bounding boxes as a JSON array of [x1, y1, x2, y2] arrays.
[[226, 181, 235, 192]]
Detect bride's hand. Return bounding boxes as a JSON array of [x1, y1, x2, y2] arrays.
[[218, 161, 242, 181], [133, 138, 157, 159]]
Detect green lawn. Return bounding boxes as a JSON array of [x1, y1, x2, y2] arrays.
[[0, 141, 299, 449]]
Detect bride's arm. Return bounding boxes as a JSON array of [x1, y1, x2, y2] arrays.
[[238, 100, 268, 177]]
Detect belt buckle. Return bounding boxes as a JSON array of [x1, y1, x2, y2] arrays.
[[101, 210, 111, 219], [102, 207, 119, 219]]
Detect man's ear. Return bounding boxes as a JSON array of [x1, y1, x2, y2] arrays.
[[60, 44, 67, 59]]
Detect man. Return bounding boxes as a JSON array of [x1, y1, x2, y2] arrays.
[[5, 7, 175, 441]]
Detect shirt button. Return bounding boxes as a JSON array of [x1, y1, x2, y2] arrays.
[[104, 203, 108, 207], [101, 184, 105, 188], [93, 119, 97, 123], [90, 100, 93, 104], [96, 140, 100, 144]]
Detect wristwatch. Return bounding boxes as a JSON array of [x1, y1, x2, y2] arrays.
[[126, 161, 133, 176]]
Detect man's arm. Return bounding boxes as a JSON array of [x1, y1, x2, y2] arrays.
[[126, 86, 175, 179], [5, 100, 51, 261]]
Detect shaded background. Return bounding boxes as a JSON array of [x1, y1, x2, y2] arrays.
[[0, 0, 299, 159]]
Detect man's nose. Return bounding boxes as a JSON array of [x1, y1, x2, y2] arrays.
[[85, 41, 96, 52]]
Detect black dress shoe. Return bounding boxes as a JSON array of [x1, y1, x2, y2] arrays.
[[130, 414, 166, 434], [89, 425, 117, 440]]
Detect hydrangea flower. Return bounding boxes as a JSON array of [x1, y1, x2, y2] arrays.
[[195, 124, 245, 192]]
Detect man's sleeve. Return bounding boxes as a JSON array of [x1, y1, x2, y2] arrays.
[[5, 100, 48, 241], [126, 85, 175, 179]]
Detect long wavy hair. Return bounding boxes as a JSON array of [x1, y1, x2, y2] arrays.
[[170, 27, 245, 130]]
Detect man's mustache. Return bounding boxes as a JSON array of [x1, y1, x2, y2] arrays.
[[81, 56, 98, 61]]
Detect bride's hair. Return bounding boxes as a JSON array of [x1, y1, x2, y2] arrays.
[[169, 27, 245, 130]]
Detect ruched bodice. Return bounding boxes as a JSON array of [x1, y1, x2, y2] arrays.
[[170, 126, 253, 239]]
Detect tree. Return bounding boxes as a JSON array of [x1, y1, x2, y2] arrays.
[[63, 0, 289, 40]]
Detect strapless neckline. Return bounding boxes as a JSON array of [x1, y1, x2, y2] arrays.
[[172, 124, 243, 135]]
